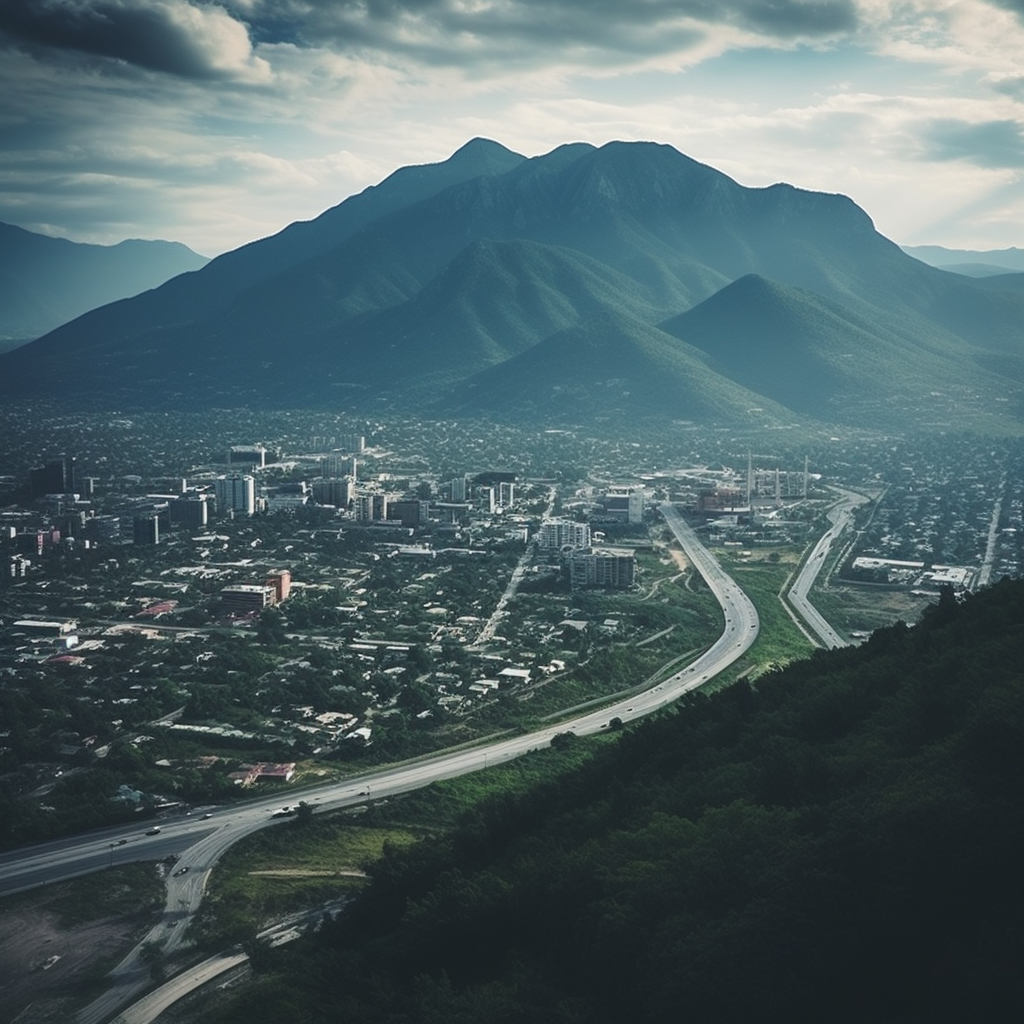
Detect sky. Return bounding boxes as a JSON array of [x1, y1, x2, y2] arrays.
[[2, 0, 1024, 257]]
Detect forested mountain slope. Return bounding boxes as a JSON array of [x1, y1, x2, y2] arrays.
[[212, 579, 1024, 1024]]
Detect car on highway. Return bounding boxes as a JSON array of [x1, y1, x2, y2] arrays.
[[145, 827, 161, 835], [117, 838, 127, 845], [174, 866, 189, 876], [201, 812, 213, 820]]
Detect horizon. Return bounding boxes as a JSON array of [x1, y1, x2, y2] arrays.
[[3, 1, 1024, 257]]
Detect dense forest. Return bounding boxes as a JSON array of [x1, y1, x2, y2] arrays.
[[211, 580, 1024, 1024]]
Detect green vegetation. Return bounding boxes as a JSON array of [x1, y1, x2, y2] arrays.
[[715, 549, 815, 673], [188, 817, 419, 950], [202, 579, 1024, 1024]]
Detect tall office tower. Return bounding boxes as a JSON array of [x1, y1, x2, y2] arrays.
[[498, 481, 515, 507], [450, 475, 468, 502], [339, 434, 366, 453], [29, 456, 76, 497], [320, 452, 346, 478], [479, 486, 496, 514], [214, 474, 255, 516], [371, 493, 388, 521], [169, 494, 210, 529], [133, 515, 160, 545]]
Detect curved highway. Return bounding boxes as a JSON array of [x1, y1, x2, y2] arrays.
[[786, 488, 869, 649], [0, 502, 758, 1024]]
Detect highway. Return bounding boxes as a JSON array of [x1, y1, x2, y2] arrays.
[[1, 502, 758, 1024], [786, 488, 869, 649]]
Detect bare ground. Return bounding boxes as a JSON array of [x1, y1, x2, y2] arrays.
[[0, 891, 160, 1024]]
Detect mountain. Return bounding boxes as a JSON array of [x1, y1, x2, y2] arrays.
[[661, 275, 1020, 430], [902, 243, 1024, 276], [0, 222, 208, 351], [440, 307, 794, 425], [3, 139, 1024, 432]]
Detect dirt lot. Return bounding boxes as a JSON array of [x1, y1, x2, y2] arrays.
[[0, 865, 164, 1024]]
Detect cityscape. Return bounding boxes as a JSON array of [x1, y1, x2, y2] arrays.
[[4, 2, 1024, 1015]]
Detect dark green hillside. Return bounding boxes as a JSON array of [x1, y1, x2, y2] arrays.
[[296, 238, 667, 396], [440, 308, 793, 424], [662, 274, 1019, 427], [213, 580, 1024, 1024]]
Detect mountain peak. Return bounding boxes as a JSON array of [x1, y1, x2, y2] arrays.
[[449, 137, 523, 162]]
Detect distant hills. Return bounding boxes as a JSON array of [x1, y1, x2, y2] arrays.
[[3, 140, 1023, 433], [902, 243, 1024, 277], [0, 222, 208, 352]]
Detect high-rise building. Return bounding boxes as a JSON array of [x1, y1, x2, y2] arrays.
[[339, 434, 365, 453], [538, 519, 591, 551], [602, 487, 644, 524], [169, 494, 210, 529], [133, 515, 160, 545], [265, 569, 291, 603], [450, 475, 468, 501], [479, 486, 496, 514], [389, 500, 429, 527], [568, 547, 636, 589], [498, 481, 515, 507], [215, 475, 255, 516], [29, 457, 76, 497], [312, 477, 353, 507]]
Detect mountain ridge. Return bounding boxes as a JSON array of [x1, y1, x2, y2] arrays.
[[3, 140, 1023, 433]]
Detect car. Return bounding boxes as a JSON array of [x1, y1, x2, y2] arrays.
[[201, 812, 212, 820], [117, 838, 127, 845], [174, 866, 189, 876], [145, 827, 161, 835]]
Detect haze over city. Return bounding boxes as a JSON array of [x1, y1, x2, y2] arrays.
[[3, 0, 1024, 255]]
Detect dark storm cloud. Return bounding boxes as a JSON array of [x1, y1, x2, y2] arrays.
[[0, 0, 256, 79], [922, 119, 1024, 169], [237, 0, 859, 65]]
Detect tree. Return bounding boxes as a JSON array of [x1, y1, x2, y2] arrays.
[[257, 607, 288, 646]]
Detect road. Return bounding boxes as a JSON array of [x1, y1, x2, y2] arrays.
[[1, 502, 757, 1024], [471, 485, 556, 648], [786, 488, 869, 649]]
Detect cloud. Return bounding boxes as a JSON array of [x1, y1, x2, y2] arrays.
[[0, 0, 270, 82], [921, 118, 1024, 168], [227, 0, 858, 71]]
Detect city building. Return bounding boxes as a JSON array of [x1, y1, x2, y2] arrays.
[[29, 456, 76, 498], [568, 547, 636, 589], [265, 569, 292, 603], [214, 474, 256, 516], [389, 499, 429, 527], [169, 493, 210, 529], [228, 446, 266, 469], [601, 487, 644, 524], [133, 515, 160, 545], [537, 519, 591, 551], [449, 475, 468, 502], [312, 477, 353, 507], [220, 583, 275, 614]]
